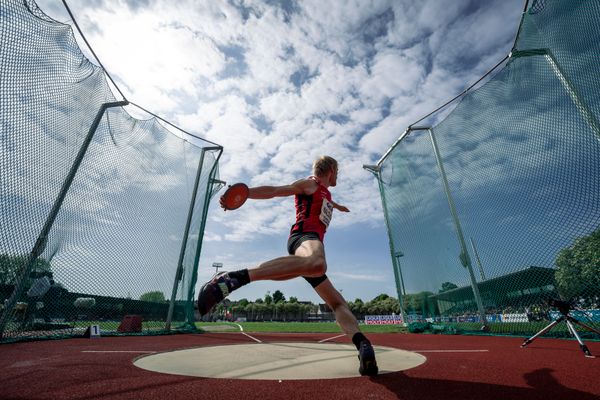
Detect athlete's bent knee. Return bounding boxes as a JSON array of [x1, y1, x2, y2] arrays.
[[310, 256, 327, 276]]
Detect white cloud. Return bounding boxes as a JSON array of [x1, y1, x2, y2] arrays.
[[329, 271, 387, 282], [28, 0, 526, 302]]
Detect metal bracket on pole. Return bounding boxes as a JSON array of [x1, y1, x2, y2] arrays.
[[209, 179, 226, 199], [374, 126, 431, 169], [362, 164, 380, 174], [0, 100, 129, 340], [470, 237, 486, 281]]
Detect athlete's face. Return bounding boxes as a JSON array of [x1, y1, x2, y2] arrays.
[[330, 166, 338, 187]]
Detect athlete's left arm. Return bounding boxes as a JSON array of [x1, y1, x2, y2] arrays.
[[331, 200, 349, 212]]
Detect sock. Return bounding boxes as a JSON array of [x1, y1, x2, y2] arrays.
[[228, 269, 250, 289], [352, 332, 369, 350]]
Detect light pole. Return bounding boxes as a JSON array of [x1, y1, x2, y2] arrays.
[[394, 251, 407, 326], [212, 262, 223, 275]]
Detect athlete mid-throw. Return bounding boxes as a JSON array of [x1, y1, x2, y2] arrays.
[[197, 156, 378, 376]]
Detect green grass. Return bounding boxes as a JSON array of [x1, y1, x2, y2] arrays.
[[195, 321, 599, 339], [67, 320, 598, 339], [195, 321, 408, 334]]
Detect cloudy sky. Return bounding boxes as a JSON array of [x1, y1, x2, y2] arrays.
[[36, 0, 525, 303]]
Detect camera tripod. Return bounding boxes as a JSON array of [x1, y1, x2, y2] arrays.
[[521, 299, 600, 358]]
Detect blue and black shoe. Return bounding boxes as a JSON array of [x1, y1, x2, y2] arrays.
[[197, 272, 240, 316], [358, 340, 378, 376]]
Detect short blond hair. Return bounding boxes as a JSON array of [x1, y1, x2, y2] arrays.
[[313, 156, 338, 177]]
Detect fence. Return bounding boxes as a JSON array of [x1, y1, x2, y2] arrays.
[[0, 0, 223, 342], [367, 0, 600, 336]]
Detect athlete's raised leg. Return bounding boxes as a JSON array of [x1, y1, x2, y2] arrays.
[[197, 240, 326, 315], [248, 239, 327, 281]]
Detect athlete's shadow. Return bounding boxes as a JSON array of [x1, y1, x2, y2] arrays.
[[370, 367, 599, 400]]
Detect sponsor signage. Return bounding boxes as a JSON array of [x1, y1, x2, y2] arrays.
[[365, 315, 403, 325], [549, 309, 600, 322]]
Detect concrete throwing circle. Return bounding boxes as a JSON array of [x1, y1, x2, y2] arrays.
[[133, 342, 426, 380]]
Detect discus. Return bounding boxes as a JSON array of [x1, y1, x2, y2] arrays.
[[220, 183, 249, 210]]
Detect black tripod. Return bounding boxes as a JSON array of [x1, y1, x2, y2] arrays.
[[521, 299, 600, 358]]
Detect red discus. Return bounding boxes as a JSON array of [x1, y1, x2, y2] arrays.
[[220, 183, 249, 210]]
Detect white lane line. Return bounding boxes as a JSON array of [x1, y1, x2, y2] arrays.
[[318, 334, 346, 343], [234, 323, 262, 343], [81, 350, 157, 353], [414, 349, 489, 353]]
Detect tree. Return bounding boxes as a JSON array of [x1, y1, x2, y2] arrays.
[[381, 297, 400, 314], [275, 302, 285, 320], [288, 296, 298, 303], [373, 293, 389, 302], [273, 290, 285, 303], [254, 303, 268, 320], [439, 282, 458, 293], [264, 293, 273, 305], [349, 298, 364, 315], [284, 302, 300, 321], [403, 292, 429, 313], [139, 291, 166, 302], [244, 303, 254, 320], [238, 298, 249, 307], [554, 228, 600, 298], [365, 300, 384, 315]]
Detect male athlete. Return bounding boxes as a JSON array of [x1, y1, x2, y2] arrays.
[[197, 155, 378, 376]]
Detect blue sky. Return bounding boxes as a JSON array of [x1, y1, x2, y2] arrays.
[[35, 0, 526, 303]]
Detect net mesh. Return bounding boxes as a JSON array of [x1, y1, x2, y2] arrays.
[[374, 0, 600, 336], [0, 0, 222, 342]]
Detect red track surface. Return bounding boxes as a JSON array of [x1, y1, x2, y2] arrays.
[[1, 333, 599, 400]]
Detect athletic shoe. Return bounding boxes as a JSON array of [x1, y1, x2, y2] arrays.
[[358, 340, 378, 376], [197, 272, 238, 316]]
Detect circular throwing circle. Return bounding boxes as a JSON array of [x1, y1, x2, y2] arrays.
[[134, 342, 426, 380]]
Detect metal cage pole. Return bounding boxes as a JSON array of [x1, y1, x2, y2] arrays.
[[394, 251, 408, 325], [184, 148, 223, 326], [363, 164, 407, 326], [165, 146, 222, 330], [165, 147, 207, 330], [0, 101, 128, 339], [428, 128, 489, 328]]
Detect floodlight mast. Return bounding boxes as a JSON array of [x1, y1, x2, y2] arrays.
[[212, 262, 223, 274]]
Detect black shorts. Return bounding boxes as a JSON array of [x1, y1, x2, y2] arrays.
[[287, 231, 321, 255], [287, 231, 328, 288]]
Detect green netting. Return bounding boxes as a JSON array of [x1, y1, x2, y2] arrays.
[[0, 0, 223, 342], [372, 0, 600, 337]]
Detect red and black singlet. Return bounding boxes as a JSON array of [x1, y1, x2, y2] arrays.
[[289, 176, 334, 242]]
